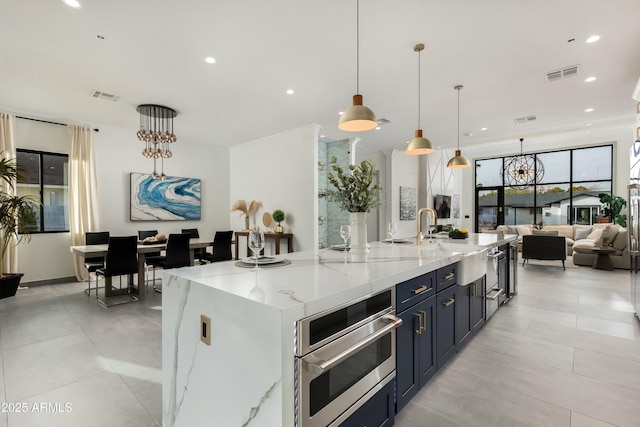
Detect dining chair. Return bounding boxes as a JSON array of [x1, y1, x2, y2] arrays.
[[138, 229, 161, 286], [181, 228, 206, 264], [95, 236, 139, 308], [84, 231, 110, 297], [204, 230, 233, 262], [146, 233, 191, 293]]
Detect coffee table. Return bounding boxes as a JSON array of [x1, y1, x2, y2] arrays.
[[591, 247, 615, 270]]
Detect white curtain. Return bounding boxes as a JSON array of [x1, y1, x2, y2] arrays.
[[0, 112, 18, 275], [69, 125, 100, 281]]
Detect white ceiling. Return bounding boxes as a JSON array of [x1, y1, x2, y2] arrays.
[[1, 0, 640, 155]]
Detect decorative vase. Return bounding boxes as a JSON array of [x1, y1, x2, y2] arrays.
[[349, 212, 369, 263], [274, 224, 284, 234], [244, 216, 250, 230]]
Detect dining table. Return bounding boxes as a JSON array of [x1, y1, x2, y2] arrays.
[[70, 237, 214, 298]]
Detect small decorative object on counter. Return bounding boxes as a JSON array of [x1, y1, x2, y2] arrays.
[[449, 228, 469, 239], [272, 209, 285, 233], [231, 199, 262, 230], [262, 212, 273, 230], [325, 157, 382, 263]]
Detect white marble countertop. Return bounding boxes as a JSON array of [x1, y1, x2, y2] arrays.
[[167, 233, 517, 319]]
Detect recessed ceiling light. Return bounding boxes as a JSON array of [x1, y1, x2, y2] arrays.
[[63, 0, 81, 8], [436, 146, 442, 149], [286, 89, 294, 95], [480, 127, 487, 131], [584, 108, 594, 113], [375, 126, 380, 130], [585, 123, 592, 126], [204, 57, 216, 64], [586, 35, 600, 43], [338, 112, 344, 116], [463, 133, 473, 137], [585, 76, 597, 82]]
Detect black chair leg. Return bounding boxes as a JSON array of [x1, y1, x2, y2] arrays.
[[152, 266, 162, 293]]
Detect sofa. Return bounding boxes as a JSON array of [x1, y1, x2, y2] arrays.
[[492, 223, 630, 269]]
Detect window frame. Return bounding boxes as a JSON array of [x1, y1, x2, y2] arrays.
[[474, 144, 613, 230], [16, 148, 69, 234]]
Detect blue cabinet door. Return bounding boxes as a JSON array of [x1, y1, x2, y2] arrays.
[[471, 277, 485, 333], [396, 295, 436, 412], [340, 378, 395, 427], [417, 295, 436, 388], [455, 284, 472, 348], [436, 285, 456, 369]]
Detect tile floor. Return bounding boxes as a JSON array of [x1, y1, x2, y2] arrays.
[[0, 258, 638, 426]]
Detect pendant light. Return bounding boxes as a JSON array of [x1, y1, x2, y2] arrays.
[[504, 138, 544, 187], [338, 0, 377, 132], [447, 85, 471, 168], [405, 43, 434, 155]]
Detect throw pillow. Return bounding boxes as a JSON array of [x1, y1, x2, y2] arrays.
[[598, 225, 619, 247], [532, 230, 559, 236], [507, 225, 518, 235], [574, 227, 592, 240], [516, 225, 532, 236], [612, 229, 627, 251], [586, 228, 603, 241]]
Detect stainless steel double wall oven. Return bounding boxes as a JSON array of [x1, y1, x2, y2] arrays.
[[295, 289, 402, 427]]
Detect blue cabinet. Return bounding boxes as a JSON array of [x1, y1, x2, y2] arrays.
[[395, 272, 436, 412], [455, 284, 472, 348], [339, 377, 395, 427], [396, 294, 436, 412], [435, 285, 456, 369], [471, 277, 485, 333]]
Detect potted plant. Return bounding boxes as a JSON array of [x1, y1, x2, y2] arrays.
[[325, 157, 382, 262], [0, 155, 38, 299], [272, 209, 285, 234], [598, 193, 627, 227]]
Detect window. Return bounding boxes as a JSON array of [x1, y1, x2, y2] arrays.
[[16, 150, 69, 233], [474, 144, 613, 230]]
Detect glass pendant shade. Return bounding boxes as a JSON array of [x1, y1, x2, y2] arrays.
[[339, 94, 377, 131], [405, 129, 434, 155], [447, 150, 471, 168]]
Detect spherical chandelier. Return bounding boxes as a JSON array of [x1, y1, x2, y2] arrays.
[[503, 138, 544, 187]]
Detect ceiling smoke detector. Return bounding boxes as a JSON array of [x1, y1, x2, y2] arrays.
[[545, 65, 579, 82], [90, 90, 120, 102], [514, 115, 537, 124]]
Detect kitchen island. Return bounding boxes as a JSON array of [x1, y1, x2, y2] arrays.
[[162, 233, 517, 427]]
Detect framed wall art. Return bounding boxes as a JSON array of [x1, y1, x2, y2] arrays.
[[130, 173, 201, 221]]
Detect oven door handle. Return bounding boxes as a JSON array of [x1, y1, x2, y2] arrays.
[[488, 251, 505, 259], [303, 314, 402, 375]]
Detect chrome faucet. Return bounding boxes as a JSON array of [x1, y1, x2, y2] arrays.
[[416, 207, 437, 244]]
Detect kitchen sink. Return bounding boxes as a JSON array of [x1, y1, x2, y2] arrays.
[[436, 242, 487, 285]]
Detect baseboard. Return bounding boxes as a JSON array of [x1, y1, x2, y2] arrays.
[[22, 276, 78, 287]]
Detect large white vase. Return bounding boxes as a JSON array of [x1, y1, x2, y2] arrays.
[[349, 212, 369, 263]]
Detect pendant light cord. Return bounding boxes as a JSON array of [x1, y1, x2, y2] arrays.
[[356, 0, 360, 94], [457, 87, 460, 150], [417, 48, 421, 129]]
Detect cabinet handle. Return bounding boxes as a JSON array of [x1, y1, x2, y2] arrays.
[[412, 285, 427, 295], [443, 273, 455, 280], [471, 282, 476, 297], [442, 298, 455, 307], [419, 310, 427, 331], [414, 313, 423, 334]]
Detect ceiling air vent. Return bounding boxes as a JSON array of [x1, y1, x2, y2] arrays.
[[514, 115, 537, 124], [376, 117, 391, 126], [90, 90, 120, 102], [545, 65, 579, 82]]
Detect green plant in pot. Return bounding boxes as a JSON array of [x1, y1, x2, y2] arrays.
[[0, 155, 38, 299], [272, 209, 285, 234], [598, 193, 627, 227]]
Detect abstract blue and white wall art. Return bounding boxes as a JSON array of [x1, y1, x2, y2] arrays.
[[130, 173, 201, 221]]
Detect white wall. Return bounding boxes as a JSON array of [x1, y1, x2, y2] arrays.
[[229, 125, 319, 258], [11, 115, 230, 283], [386, 150, 419, 239], [94, 123, 230, 238]]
